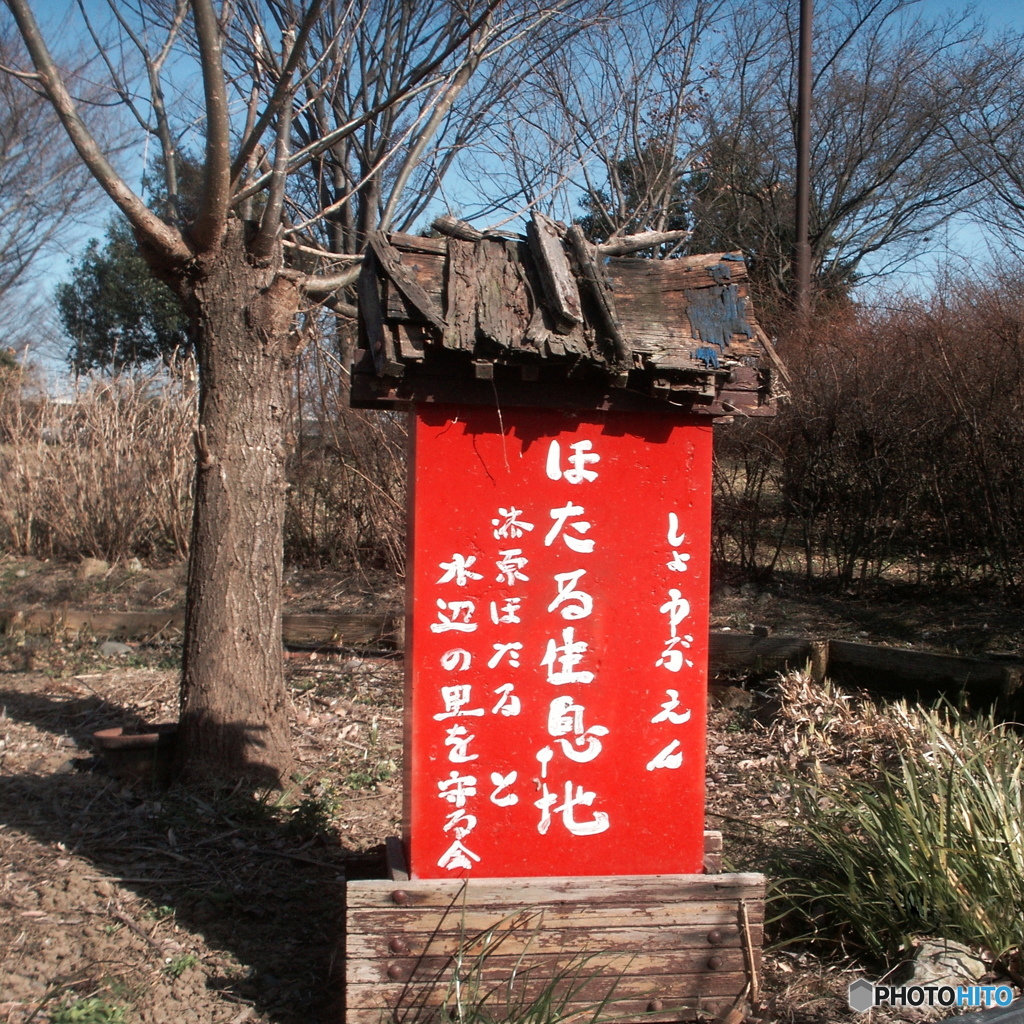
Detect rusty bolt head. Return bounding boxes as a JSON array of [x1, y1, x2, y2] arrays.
[[390, 889, 409, 905], [387, 964, 404, 981], [388, 937, 410, 955], [706, 929, 724, 946], [707, 955, 725, 971]]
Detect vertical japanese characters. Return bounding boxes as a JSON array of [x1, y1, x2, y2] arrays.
[[421, 427, 703, 875], [430, 439, 621, 870], [647, 513, 695, 771]]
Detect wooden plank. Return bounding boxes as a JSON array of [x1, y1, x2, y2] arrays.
[[753, 323, 792, 384], [345, 922, 755, 960], [704, 829, 723, 874], [385, 231, 447, 256], [391, 324, 426, 362], [1, 607, 403, 650], [344, 970, 752, 1009], [709, 632, 814, 672], [827, 640, 1022, 703], [607, 255, 753, 354], [566, 224, 629, 364], [0, 607, 186, 638], [282, 611, 402, 649], [345, 995, 743, 1024], [344, 873, 762, 1024], [348, 948, 748, 985], [443, 239, 478, 351], [525, 212, 583, 331], [356, 253, 402, 376], [368, 233, 447, 332], [476, 238, 531, 348], [383, 246, 446, 317], [386, 836, 410, 881], [348, 901, 759, 935], [346, 874, 765, 909]]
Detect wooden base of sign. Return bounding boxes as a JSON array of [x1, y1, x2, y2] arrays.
[[342, 834, 764, 1024]]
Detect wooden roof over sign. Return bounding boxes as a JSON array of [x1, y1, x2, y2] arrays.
[[352, 212, 787, 418]]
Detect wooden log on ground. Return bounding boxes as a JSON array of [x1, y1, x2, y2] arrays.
[[282, 611, 403, 649], [6, 605, 1022, 710], [826, 639, 1024, 712], [708, 632, 814, 672]]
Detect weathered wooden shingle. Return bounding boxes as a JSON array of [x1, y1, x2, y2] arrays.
[[354, 220, 782, 418]]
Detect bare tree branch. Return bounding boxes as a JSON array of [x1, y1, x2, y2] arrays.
[[301, 262, 363, 294], [251, 28, 296, 262], [190, 0, 231, 250], [229, 0, 325, 185], [3, 0, 190, 263]]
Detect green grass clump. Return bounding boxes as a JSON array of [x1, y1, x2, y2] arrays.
[[49, 998, 127, 1024], [774, 701, 1024, 964], [163, 953, 199, 978]]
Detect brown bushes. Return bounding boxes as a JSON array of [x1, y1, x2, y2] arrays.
[[0, 363, 195, 562], [4, 276, 1023, 590], [0, 349, 406, 571], [285, 344, 406, 572], [714, 278, 1024, 590]]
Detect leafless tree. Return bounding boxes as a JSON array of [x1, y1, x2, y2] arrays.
[[689, 0, 990, 308], [2, 0, 595, 785], [490, 0, 725, 240], [0, 21, 98, 347], [937, 31, 1024, 261], [514, 0, 1004, 314]]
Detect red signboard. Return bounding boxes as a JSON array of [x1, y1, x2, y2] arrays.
[[404, 403, 712, 879]]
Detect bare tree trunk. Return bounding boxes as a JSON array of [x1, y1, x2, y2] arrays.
[[174, 222, 299, 786]]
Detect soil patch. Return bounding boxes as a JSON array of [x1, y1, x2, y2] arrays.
[[2, 555, 1021, 1023]]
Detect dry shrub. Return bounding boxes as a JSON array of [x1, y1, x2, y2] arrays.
[[767, 668, 945, 774], [0, 363, 196, 563], [715, 275, 1024, 590], [712, 418, 790, 579], [0, 341, 406, 571], [287, 342, 406, 572]]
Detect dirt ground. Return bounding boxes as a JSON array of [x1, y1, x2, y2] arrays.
[[1, 553, 1022, 1024]]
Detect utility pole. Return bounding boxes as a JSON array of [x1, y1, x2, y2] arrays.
[[794, 0, 813, 322]]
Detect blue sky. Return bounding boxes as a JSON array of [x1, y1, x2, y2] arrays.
[[19, 0, 1024, 371], [926, 0, 1024, 31]]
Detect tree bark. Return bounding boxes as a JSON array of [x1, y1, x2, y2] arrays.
[[173, 221, 299, 787]]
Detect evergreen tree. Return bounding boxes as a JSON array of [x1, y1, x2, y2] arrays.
[[57, 220, 190, 373], [576, 141, 692, 256]]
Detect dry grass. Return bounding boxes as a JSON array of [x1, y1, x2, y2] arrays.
[[715, 278, 1024, 591], [0, 364, 195, 563], [287, 344, 406, 572], [0, 346, 407, 572]]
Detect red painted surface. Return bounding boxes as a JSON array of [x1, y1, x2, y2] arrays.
[[404, 404, 712, 879]]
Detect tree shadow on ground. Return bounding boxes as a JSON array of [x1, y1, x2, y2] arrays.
[[0, 684, 387, 1024]]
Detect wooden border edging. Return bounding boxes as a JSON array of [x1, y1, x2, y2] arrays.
[[710, 632, 1023, 714], [1, 606, 404, 650], [4, 605, 1022, 711]]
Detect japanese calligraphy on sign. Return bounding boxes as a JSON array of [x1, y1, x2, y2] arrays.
[[405, 404, 712, 878]]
